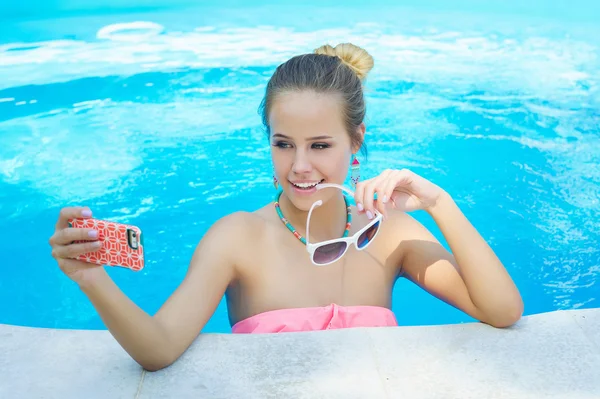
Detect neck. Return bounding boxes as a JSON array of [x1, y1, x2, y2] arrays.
[[278, 190, 348, 242]]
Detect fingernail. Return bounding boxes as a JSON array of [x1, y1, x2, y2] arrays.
[[357, 203, 364, 211], [366, 210, 373, 220], [92, 241, 102, 247], [88, 230, 98, 238], [382, 195, 388, 203], [81, 209, 92, 217]]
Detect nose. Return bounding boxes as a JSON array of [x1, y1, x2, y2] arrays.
[[292, 149, 312, 175]]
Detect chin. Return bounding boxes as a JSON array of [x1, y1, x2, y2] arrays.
[[283, 190, 316, 211]]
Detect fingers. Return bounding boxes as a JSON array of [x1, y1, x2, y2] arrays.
[[51, 240, 103, 260], [382, 170, 411, 210], [355, 180, 382, 220], [363, 181, 378, 219], [55, 207, 93, 230], [354, 180, 366, 213], [50, 227, 99, 247], [357, 170, 415, 220], [381, 177, 398, 212]]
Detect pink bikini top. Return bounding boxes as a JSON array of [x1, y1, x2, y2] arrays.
[[231, 303, 398, 334]]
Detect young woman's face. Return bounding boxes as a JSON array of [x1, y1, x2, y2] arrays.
[[269, 90, 356, 210]]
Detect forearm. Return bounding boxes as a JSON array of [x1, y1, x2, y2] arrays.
[[80, 271, 174, 370], [427, 192, 524, 326]]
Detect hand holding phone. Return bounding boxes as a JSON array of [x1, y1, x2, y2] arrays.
[[68, 217, 145, 271]]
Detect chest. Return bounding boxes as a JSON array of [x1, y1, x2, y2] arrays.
[[236, 223, 400, 312]]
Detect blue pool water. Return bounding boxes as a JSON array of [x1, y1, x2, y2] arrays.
[[1, 1, 599, 332]]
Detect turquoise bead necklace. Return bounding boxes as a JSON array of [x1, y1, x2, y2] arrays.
[[273, 190, 352, 245]]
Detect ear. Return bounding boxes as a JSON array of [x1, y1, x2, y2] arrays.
[[352, 123, 366, 154]]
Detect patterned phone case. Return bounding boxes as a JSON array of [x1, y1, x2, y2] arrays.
[[68, 218, 145, 271]]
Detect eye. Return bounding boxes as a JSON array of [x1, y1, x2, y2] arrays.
[[273, 141, 292, 149], [312, 143, 330, 150]]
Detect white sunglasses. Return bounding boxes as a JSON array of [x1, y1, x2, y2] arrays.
[[306, 183, 383, 266]]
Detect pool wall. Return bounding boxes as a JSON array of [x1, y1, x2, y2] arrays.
[[1, 308, 599, 398]]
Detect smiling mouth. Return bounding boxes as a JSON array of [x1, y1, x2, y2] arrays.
[[290, 179, 325, 190]]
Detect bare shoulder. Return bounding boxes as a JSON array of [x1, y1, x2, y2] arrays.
[[252, 202, 278, 222], [211, 210, 264, 233], [188, 211, 265, 271], [380, 208, 428, 242], [376, 207, 444, 272]]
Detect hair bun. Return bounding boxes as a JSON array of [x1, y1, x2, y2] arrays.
[[314, 43, 374, 81]]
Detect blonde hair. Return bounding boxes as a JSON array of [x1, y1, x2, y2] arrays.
[[259, 43, 374, 156], [314, 43, 374, 81]]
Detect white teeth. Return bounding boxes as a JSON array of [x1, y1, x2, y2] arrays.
[[292, 180, 323, 189], [294, 182, 318, 188]]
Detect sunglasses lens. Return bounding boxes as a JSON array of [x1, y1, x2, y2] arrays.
[[357, 220, 380, 249], [313, 241, 348, 265]]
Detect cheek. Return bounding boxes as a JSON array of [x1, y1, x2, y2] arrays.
[[318, 152, 350, 177], [271, 150, 292, 173]]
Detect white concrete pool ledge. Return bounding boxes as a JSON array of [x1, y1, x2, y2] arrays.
[[1, 308, 599, 398]]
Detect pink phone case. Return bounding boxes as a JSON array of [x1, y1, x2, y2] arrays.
[[68, 218, 145, 271]]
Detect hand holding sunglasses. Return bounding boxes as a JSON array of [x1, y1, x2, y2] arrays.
[[352, 168, 447, 219], [307, 183, 383, 266]]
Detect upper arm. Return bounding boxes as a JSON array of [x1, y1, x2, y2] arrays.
[[393, 213, 485, 322], [152, 212, 250, 363]]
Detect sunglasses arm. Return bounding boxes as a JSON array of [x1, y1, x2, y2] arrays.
[[305, 200, 323, 248], [316, 183, 355, 197]]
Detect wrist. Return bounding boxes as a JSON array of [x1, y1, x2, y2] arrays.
[[426, 190, 454, 218], [78, 266, 111, 293]]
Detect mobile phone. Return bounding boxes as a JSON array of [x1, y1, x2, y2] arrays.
[[68, 218, 145, 271]]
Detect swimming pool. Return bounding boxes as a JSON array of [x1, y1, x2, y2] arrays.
[[1, 1, 598, 333]]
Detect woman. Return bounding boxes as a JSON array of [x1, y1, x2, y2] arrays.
[[48, 43, 523, 371]]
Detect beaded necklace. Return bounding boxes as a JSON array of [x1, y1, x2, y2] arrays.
[[273, 190, 352, 245]]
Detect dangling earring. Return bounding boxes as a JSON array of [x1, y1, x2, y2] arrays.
[[350, 155, 360, 189], [273, 174, 279, 190]]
